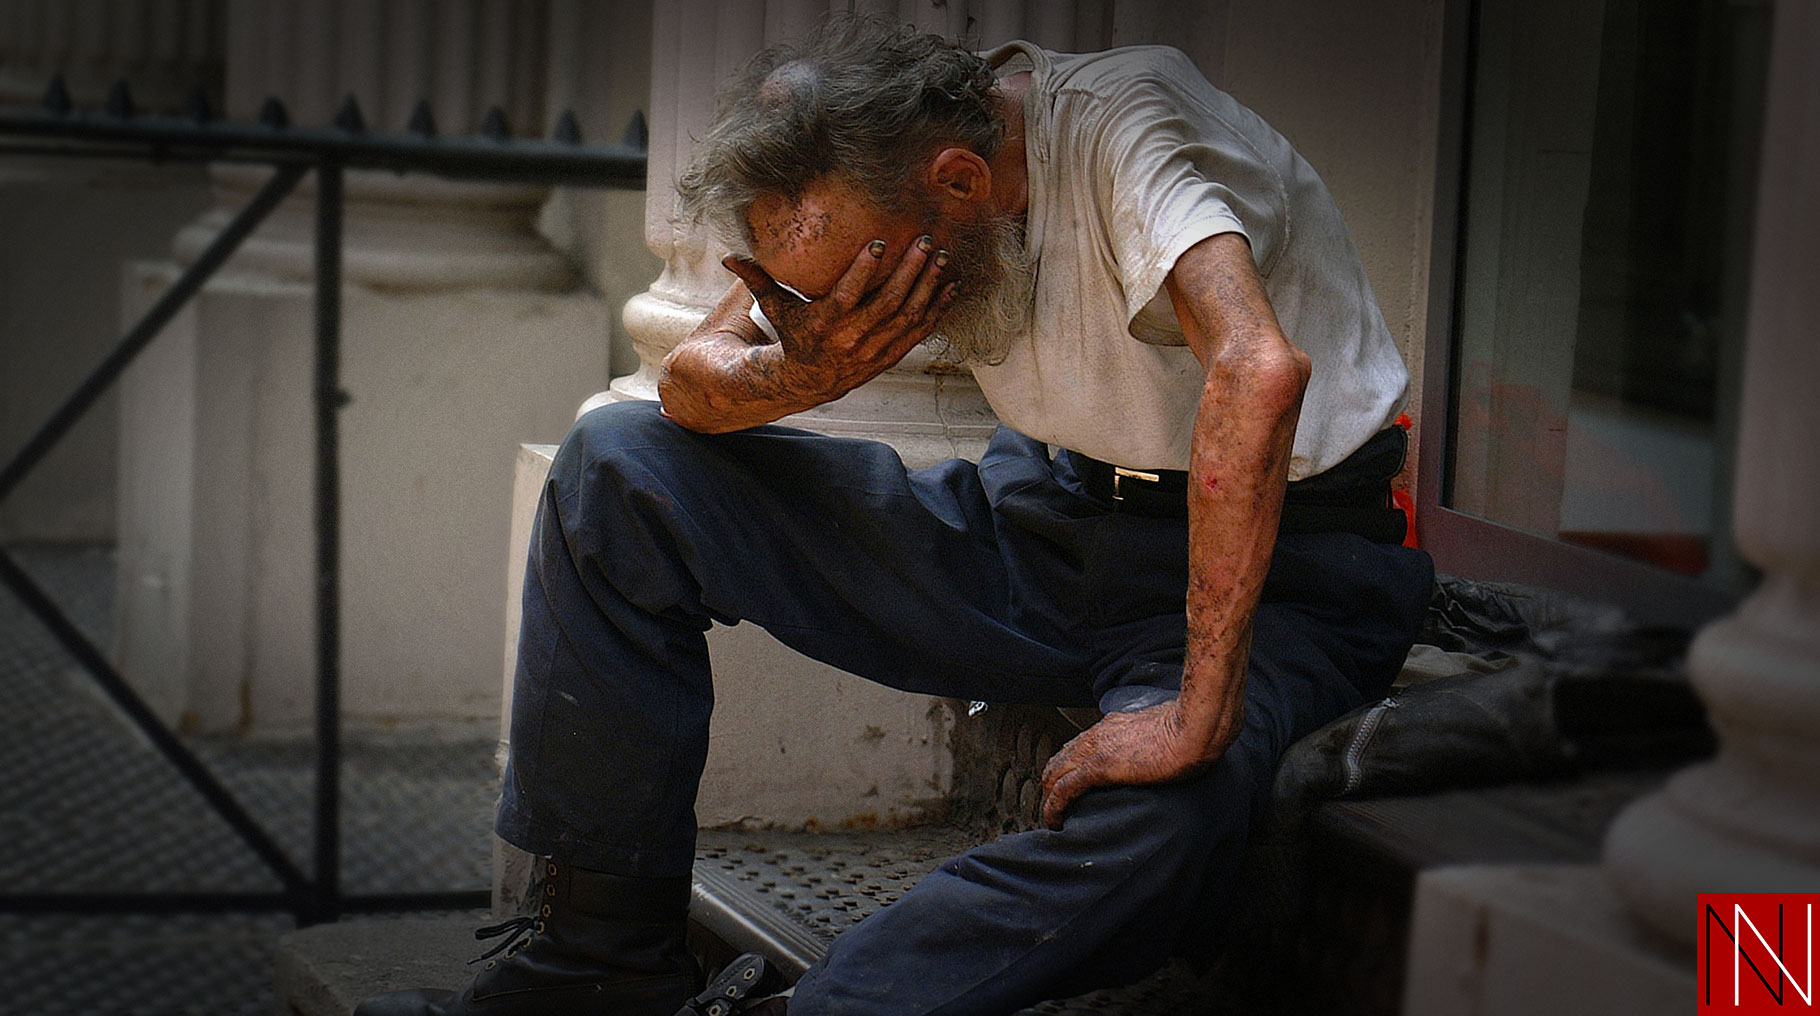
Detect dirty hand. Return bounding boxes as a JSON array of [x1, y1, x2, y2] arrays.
[[1038, 698, 1239, 829], [722, 236, 956, 407]]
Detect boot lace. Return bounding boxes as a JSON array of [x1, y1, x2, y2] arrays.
[[470, 861, 559, 967], [468, 914, 545, 965]]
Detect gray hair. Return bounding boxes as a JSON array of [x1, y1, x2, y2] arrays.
[[674, 13, 1004, 253]]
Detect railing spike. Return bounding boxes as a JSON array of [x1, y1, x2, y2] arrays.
[[258, 96, 289, 128], [620, 109, 648, 151], [334, 94, 365, 132], [480, 106, 509, 140], [407, 99, 436, 138], [183, 85, 213, 124], [551, 109, 581, 144], [41, 73, 71, 116], [104, 79, 135, 119]]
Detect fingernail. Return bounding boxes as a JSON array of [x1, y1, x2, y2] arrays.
[[868, 239, 886, 257], [917, 234, 934, 252], [935, 250, 950, 267]]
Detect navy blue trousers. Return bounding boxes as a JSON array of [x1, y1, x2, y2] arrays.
[[498, 400, 1433, 1015]]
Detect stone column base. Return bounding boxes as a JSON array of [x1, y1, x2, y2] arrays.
[[1401, 865, 1692, 1015], [115, 264, 611, 734]]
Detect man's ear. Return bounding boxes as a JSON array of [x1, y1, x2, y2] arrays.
[[928, 147, 991, 209]]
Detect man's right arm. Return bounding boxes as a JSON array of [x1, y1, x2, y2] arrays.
[[657, 282, 818, 433], [658, 241, 952, 434]]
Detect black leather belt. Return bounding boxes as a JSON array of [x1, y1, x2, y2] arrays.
[[1069, 457, 1190, 517], [1066, 427, 1409, 544]]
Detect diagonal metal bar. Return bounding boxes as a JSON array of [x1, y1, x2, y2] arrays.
[[0, 162, 308, 504], [310, 157, 345, 926], [0, 546, 313, 897]]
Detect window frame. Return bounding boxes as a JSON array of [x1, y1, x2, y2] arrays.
[[1414, 0, 1739, 629]]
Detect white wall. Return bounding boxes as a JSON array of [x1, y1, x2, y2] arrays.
[[0, 160, 213, 542]]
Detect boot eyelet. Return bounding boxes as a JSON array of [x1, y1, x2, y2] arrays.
[[533, 920, 545, 934], [545, 883, 557, 896], [484, 961, 496, 970], [540, 904, 552, 917], [546, 862, 558, 876]]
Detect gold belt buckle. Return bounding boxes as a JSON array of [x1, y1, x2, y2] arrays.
[[1111, 466, 1161, 502]]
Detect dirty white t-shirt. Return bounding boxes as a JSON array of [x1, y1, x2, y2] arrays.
[[966, 42, 1409, 479]]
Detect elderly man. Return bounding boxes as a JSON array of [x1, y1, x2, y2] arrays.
[[358, 13, 1431, 1016]]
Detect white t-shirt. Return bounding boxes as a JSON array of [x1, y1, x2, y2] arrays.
[[967, 42, 1409, 479]]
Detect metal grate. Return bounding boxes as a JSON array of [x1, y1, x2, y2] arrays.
[[1, 545, 496, 1012], [0, 912, 291, 1016], [689, 828, 1220, 1015]]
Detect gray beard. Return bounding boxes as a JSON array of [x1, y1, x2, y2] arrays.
[[933, 214, 1035, 366]]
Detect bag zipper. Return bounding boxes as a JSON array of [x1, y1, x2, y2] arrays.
[[1341, 696, 1400, 796]]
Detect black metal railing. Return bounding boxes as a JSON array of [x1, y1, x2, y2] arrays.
[[0, 78, 647, 925]]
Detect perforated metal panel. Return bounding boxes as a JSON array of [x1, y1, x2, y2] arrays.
[[688, 829, 1217, 1015]]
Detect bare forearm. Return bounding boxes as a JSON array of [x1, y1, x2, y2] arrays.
[[1170, 232, 1311, 755], [1176, 349, 1308, 749], [658, 334, 821, 433], [657, 278, 826, 432], [1036, 352, 1304, 827], [660, 242, 951, 433]]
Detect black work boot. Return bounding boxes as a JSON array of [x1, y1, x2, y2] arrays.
[[354, 859, 700, 1016]]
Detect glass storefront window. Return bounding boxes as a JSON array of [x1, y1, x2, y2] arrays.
[[1447, 0, 1769, 593]]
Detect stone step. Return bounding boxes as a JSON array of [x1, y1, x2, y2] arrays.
[[277, 915, 490, 1016], [1230, 768, 1674, 1015]]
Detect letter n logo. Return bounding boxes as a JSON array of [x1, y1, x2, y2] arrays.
[[1699, 893, 1820, 1012]]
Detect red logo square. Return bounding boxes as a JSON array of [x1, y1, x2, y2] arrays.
[[1699, 893, 1819, 1012]]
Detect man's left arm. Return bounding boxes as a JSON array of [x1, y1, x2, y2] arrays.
[[1040, 231, 1310, 828]]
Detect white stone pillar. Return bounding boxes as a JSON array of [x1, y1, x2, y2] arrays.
[[1601, 0, 1820, 943], [115, 0, 614, 734], [601, 0, 746, 410]]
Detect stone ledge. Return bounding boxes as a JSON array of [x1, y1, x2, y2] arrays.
[[1401, 864, 1692, 1016], [275, 917, 483, 1016]]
